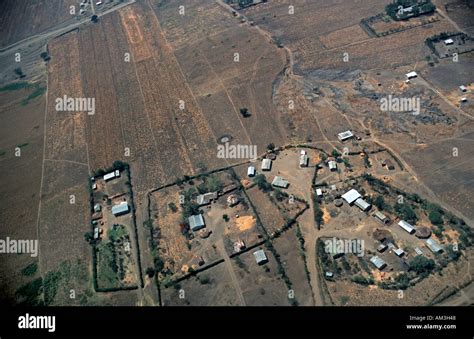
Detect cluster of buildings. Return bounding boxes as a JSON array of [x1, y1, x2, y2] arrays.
[[90, 169, 132, 241], [369, 219, 445, 272], [341, 189, 372, 212]]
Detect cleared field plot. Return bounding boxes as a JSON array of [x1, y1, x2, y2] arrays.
[[46, 2, 226, 194], [422, 54, 474, 92], [242, 0, 385, 43], [230, 247, 292, 306], [444, 0, 474, 30], [272, 227, 314, 305], [0, 84, 45, 304], [0, 0, 78, 48], [45, 32, 88, 165], [399, 135, 474, 221], [156, 0, 289, 154], [150, 187, 198, 276], [160, 262, 241, 306], [246, 186, 286, 234], [364, 12, 442, 37], [319, 25, 370, 49], [152, 0, 236, 50], [297, 20, 454, 72], [272, 78, 326, 143], [38, 161, 91, 272]]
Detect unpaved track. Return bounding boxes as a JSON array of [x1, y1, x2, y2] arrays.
[[216, 239, 246, 306]]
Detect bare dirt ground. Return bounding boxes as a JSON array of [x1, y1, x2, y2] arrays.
[[0, 0, 472, 307], [0, 85, 45, 304]]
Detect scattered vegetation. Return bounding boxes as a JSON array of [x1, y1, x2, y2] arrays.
[[21, 262, 38, 277]]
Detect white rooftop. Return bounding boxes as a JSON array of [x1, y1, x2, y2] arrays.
[[398, 220, 415, 234], [341, 189, 361, 204], [272, 176, 289, 188], [337, 130, 354, 141], [261, 159, 272, 171], [354, 198, 371, 211], [405, 71, 418, 79]]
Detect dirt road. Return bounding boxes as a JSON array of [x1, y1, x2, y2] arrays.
[[216, 239, 246, 305]]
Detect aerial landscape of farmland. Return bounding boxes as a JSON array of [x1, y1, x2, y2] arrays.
[[0, 0, 472, 336]]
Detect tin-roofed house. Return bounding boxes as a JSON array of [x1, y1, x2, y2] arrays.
[[196, 192, 218, 206], [374, 211, 389, 224], [425, 238, 444, 254], [398, 220, 416, 234], [370, 256, 387, 270], [354, 198, 371, 212], [188, 214, 205, 232], [272, 176, 289, 189], [393, 248, 405, 257], [341, 189, 361, 205], [253, 249, 268, 265], [261, 159, 272, 171], [112, 201, 130, 216], [299, 154, 309, 167], [247, 166, 256, 177], [337, 130, 354, 142]]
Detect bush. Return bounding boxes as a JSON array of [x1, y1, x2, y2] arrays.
[[410, 255, 435, 276], [21, 262, 38, 277], [145, 267, 155, 278], [351, 275, 374, 285], [154, 256, 164, 272], [394, 203, 417, 223], [428, 210, 443, 226], [254, 174, 272, 192]]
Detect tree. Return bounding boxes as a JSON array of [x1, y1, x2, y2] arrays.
[[331, 149, 341, 158], [266, 143, 275, 151], [254, 174, 272, 192], [395, 203, 417, 223], [40, 52, 51, 61], [14, 67, 25, 78], [154, 256, 164, 272], [374, 195, 386, 210], [84, 231, 94, 243], [239, 107, 251, 117], [145, 267, 155, 278], [206, 176, 223, 192], [428, 209, 443, 226], [410, 255, 435, 276]]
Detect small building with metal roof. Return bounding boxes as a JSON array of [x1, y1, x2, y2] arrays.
[[261, 159, 272, 171], [196, 192, 218, 206], [370, 256, 387, 270], [426, 238, 443, 254], [299, 154, 309, 167], [374, 211, 389, 224], [188, 214, 205, 232], [341, 189, 361, 205], [398, 220, 416, 234], [112, 202, 130, 216], [393, 248, 405, 257], [355, 198, 371, 212], [272, 176, 289, 188], [247, 166, 256, 177], [253, 249, 268, 265], [337, 130, 354, 142]]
